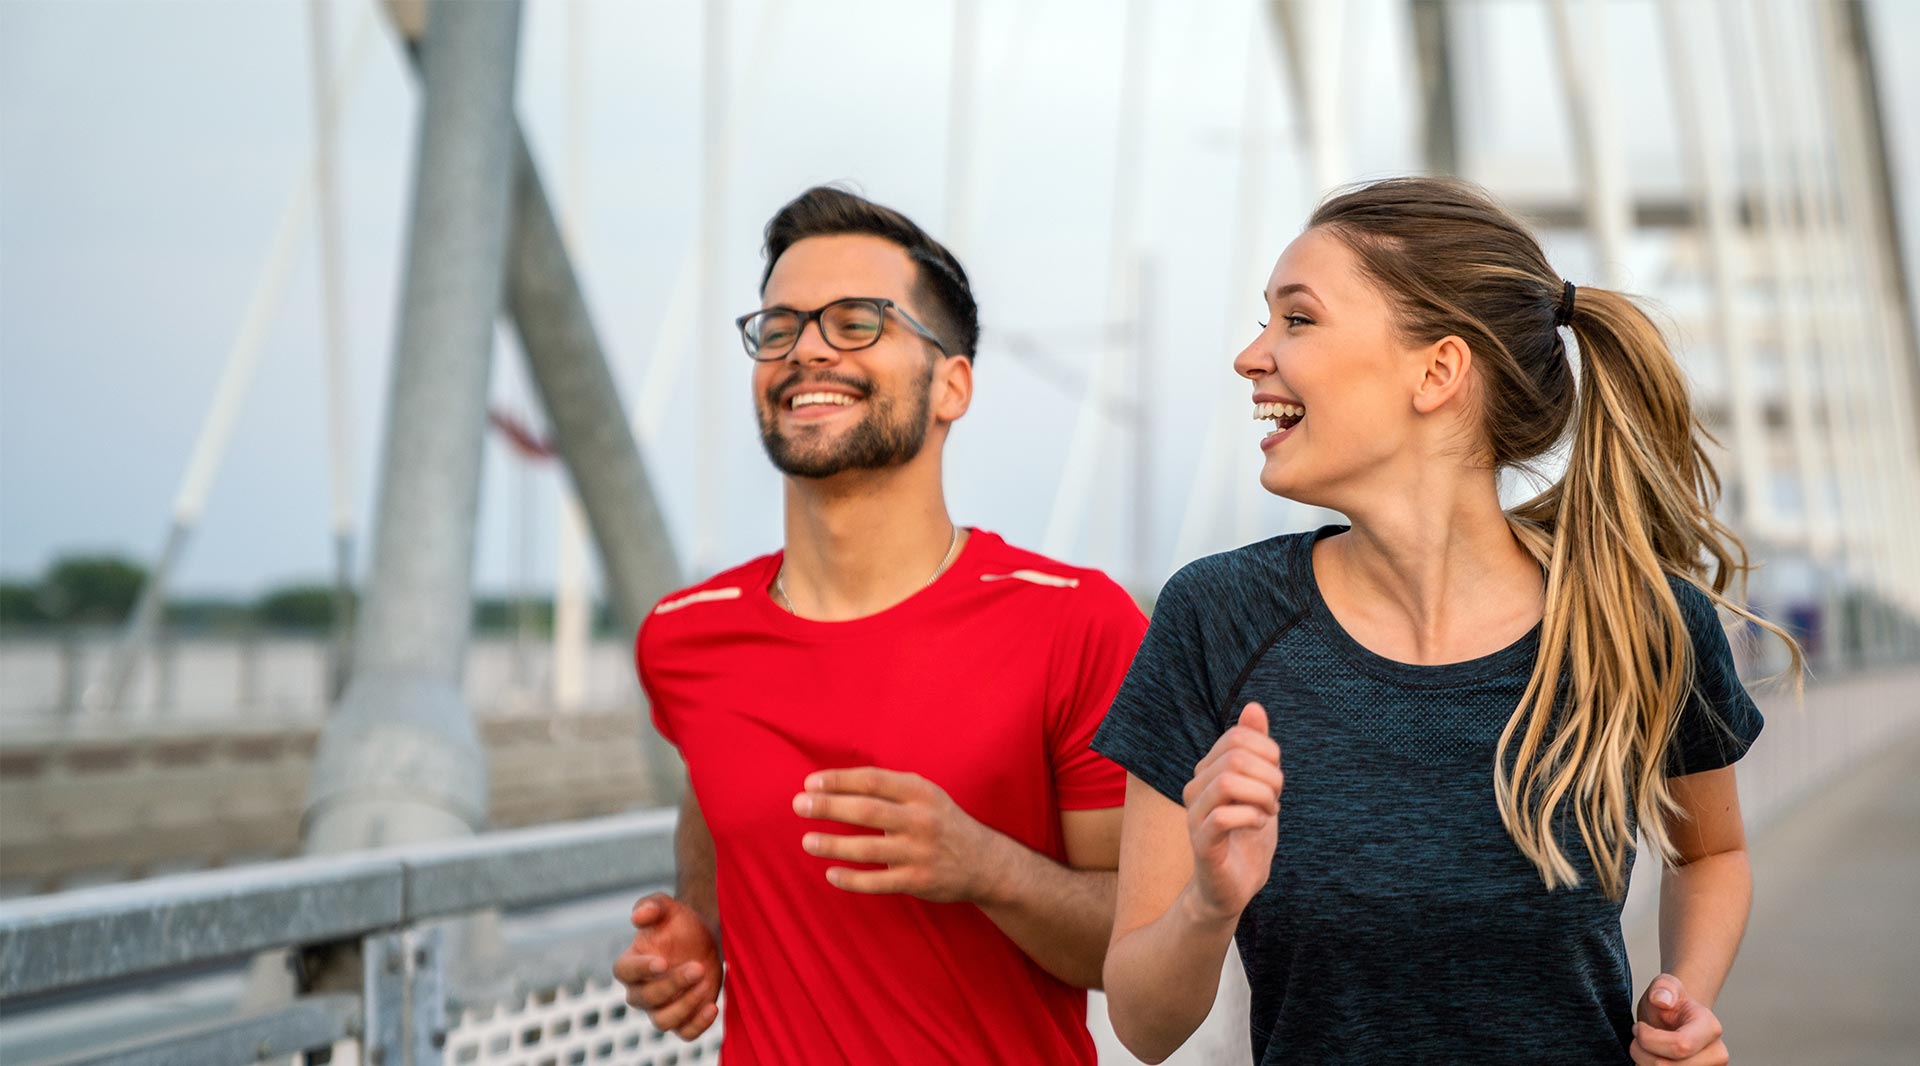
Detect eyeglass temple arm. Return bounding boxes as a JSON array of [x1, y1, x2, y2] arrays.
[[889, 302, 949, 354]]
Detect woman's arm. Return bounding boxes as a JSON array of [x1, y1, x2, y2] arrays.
[[1632, 765, 1750, 1065], [1104, 703, 1282, 1064], [1658, 767, 1752, 1002], [1102, 776, 1239, 1062]]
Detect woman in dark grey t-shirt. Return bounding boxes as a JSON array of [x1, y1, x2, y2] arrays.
[[1095, 178, 1800, 1066]]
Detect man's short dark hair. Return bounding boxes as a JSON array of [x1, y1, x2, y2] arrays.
[[759, 186, 980, 360]]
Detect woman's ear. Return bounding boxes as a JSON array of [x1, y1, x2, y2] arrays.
[[1412, 335, 1473, 415]]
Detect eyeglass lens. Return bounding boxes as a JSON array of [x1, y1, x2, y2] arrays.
[[745, 300, 885, 357]]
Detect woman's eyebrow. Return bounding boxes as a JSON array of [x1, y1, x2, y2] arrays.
[[1268, 282, 1321, 302]]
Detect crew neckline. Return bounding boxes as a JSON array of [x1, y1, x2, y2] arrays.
[[750, 527, 986, 640], [1292, 524, 1543, 689]]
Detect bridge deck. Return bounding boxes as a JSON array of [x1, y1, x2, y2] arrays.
[[1703, 731, 1920, 1065]]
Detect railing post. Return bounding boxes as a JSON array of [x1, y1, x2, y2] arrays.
[[362, 932, 404, 1065], [361, 925, 445, 1066], [410, 927, 448, 1066]]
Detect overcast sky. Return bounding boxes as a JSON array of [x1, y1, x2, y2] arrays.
[[3, 0, 1916, 599]]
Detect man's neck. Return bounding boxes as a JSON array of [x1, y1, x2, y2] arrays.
[[777, 458, 961, 621]]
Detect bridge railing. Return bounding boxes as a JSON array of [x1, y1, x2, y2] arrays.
[[0, 709, 670, 896], [0, 809, 715, 1066]]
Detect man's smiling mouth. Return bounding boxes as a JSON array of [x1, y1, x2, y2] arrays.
[[789, 391, 859, 410]]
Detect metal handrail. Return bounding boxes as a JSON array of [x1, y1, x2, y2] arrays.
[[0, 807, 674, 1006], [38, 995, 362, 1066]]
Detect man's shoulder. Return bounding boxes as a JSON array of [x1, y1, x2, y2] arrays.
[[639, 554, 777, 636], [966, 531, 1142, 619]]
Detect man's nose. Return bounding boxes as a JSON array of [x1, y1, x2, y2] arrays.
[[786, 319, 841, 367]]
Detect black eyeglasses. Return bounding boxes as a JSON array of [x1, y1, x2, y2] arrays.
[[734, 297, 948, 361]]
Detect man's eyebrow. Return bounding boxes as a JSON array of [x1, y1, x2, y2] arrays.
[[761, 295, 873, 311]]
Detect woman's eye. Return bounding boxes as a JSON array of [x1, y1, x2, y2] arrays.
[[1285, 314, 1313, 328]]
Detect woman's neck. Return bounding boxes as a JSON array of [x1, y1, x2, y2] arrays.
[[1316, 474, 1544, 665]]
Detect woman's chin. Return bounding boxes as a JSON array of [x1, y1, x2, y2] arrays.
[[1260, 467, 1341, 514], [1257, 463, 1304, 500]]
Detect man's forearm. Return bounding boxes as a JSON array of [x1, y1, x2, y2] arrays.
[[675, 791, 722, 945], [971, 830, 1117, 989], [1658, 848, 1751, 1006]]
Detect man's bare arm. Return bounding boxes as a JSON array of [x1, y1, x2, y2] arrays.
[[674, 788, 721, 944], [614, 782, 724, 1040], [796, 769, 1119, 989], [968, 808, 1120, 989]]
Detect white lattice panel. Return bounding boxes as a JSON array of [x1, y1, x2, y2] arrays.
[[446, 977, 724, 1066]]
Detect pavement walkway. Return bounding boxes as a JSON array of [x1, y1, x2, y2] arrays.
[[1697, 730, 1920, 1065]]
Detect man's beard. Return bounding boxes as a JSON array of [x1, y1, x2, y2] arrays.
[[758, 363, 934, 479]]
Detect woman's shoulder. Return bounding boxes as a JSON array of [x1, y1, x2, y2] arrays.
[[1155, 529, 1321, 620], [1662, 573, 1736, 634]]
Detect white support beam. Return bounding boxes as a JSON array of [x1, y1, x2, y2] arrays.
[[1767, 1, 1888, 620], [89, 8, 377, 712], [1546, 0, 1632, 288], [308, 0, 358, 702], [554, 0, 593, 712], [1727, 1, 1841, 567], [1813, 0, 1920, 613], [944, 0, 979, 258], [1172, 18, 1275, 569], [1656, 0, 1772, 543], [693, 0, 731, 579], [1042, 0, 1151, 566]]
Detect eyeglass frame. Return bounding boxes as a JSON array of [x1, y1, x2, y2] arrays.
[[734, 297, 950, 362]]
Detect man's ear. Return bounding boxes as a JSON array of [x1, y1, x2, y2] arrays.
[[1411, 335, 1473, 415], [934, 353, 973, 424]]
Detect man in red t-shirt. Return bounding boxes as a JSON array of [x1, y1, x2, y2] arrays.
[[611, 187, 1146, 1064]]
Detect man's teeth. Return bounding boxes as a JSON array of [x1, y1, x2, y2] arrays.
[[790, 392, 858, 409], [1252, 401, 1305, 422]]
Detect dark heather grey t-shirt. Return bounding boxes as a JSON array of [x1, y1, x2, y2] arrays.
[[1092, 526, 1762, 1066]]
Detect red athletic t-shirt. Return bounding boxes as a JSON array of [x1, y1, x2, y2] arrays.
[[634, 530, 1146, 1065]]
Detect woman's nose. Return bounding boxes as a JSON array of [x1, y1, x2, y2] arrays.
[[1233, 335, 1276, 381]]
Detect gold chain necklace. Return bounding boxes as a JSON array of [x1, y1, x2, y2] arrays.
[[773, 525, 962, 614]]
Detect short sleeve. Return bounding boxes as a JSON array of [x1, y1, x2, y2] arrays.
[[1092, 565, 1227, 806], [634, 613, 679, 748], [1665, 580, 1764, 777], [1047, 575, 1149, 810]]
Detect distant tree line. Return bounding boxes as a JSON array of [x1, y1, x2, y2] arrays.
[[0, 554, 621, 636]]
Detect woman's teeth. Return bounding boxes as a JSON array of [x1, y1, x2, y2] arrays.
[[1253, 401, 1305, 430]]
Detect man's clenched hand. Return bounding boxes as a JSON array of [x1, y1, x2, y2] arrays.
[[612, 893, 722, 1041]]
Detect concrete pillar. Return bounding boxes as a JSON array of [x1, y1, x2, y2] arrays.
[[303, 0, 523, 853]]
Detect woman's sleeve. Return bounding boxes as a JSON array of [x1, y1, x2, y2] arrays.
[[1092, 565, 1227, 805], [1666, 580, 1765, 777]]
